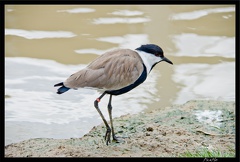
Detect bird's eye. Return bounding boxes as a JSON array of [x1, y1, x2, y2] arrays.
[[155, 53, 160, 57]]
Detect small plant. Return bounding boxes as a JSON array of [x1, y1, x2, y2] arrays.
[[179, 147, 235, 157]]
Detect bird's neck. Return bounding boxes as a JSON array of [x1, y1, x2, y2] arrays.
[[135, 50, 157, 74]]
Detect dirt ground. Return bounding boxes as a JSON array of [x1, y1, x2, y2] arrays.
[[5, 100, 235, 157]]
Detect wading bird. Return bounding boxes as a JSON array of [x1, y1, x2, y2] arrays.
[[54, 44, 173, 145]]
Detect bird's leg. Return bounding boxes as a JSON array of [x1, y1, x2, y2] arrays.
[[107, 95, 121, 143], [94, 92, 111, 145]]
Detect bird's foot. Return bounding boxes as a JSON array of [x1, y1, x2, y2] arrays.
[[104, 129, 124, 145], [112, 135, 123, 143], [104, 128, 111, 145]]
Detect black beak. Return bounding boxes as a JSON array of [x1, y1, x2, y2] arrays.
[[162, 57, 173, 65]]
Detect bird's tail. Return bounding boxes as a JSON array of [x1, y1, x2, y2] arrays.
[[54, 82, 70, 94]]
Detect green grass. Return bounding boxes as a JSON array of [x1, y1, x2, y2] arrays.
[[179, 147, 235, 157]]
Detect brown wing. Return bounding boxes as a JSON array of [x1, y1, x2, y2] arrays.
[[64, 49, 144, 90]]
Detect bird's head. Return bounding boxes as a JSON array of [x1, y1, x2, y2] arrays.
[[135, 44, 173, 65], [135, 44, 173, 73]]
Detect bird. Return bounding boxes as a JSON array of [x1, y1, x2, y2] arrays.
[[54, 44, 173, 145]]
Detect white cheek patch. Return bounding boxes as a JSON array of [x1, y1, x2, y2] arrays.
[[135, 50, 162, 74]]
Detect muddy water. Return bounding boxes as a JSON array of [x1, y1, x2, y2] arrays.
[[5, 5, 235, 145]]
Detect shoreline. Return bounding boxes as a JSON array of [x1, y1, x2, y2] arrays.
[[5, 100, 235, 157]]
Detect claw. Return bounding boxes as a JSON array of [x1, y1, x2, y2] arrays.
[[112, 135, 123, 143]]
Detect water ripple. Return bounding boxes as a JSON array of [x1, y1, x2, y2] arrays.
[[5, 29, 76, 39], [170, 7, 235, 20], [92, 17, 151, 24]]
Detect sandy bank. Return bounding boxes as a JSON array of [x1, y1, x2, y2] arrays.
[[5, 100, 235, 157]]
